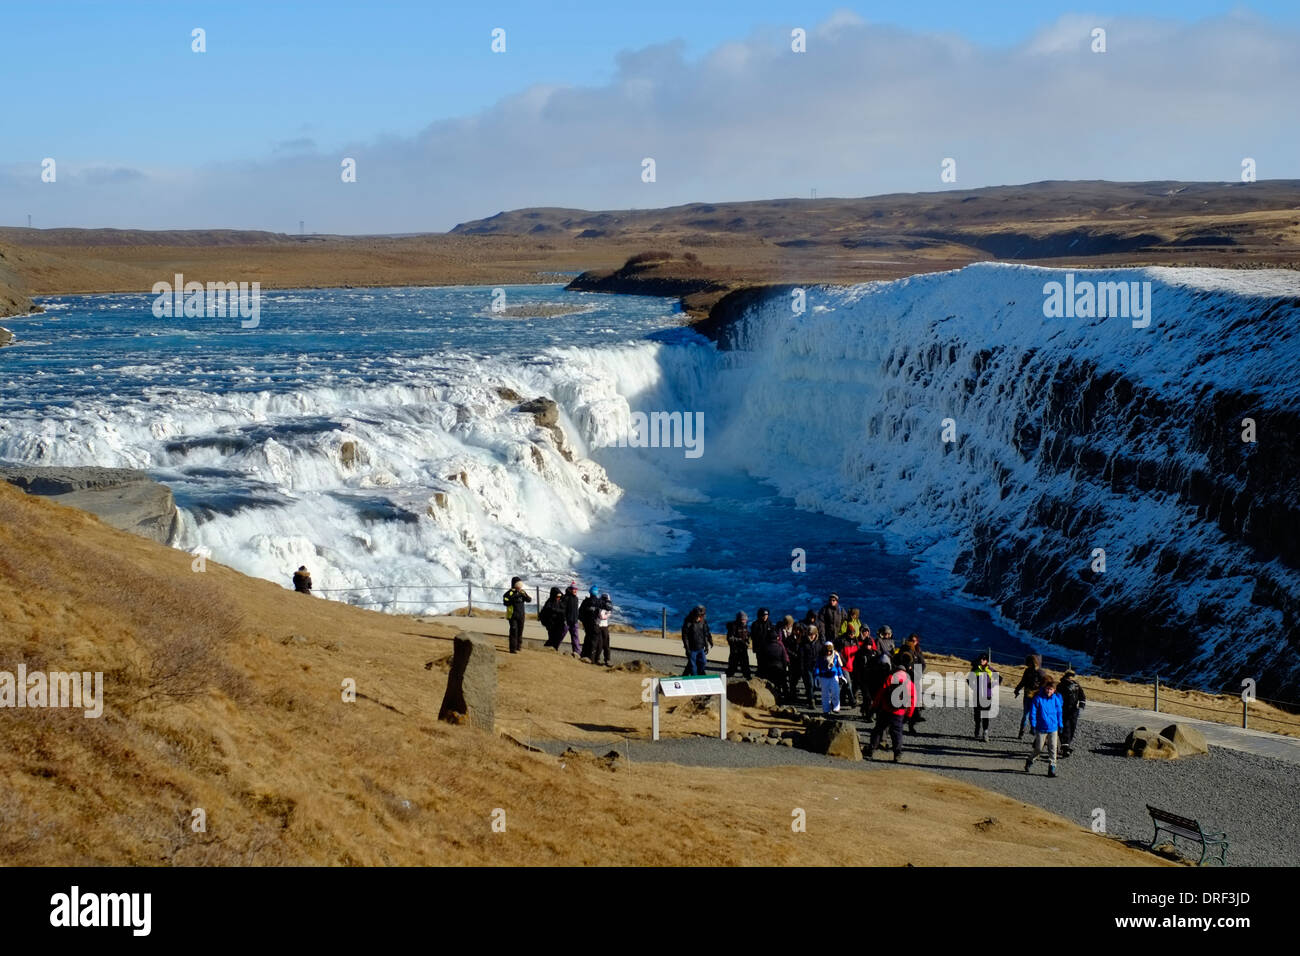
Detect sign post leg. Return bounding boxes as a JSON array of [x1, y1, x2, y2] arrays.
[[719, 689, 726, 739], [652, 680, 660, 741]]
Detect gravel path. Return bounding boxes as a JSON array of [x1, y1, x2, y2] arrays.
[[526, 657, 1299, 866]]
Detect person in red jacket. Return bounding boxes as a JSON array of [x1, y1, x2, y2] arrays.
[[865, 653, 917, 763]]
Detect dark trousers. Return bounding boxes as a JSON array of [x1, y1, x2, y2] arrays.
[[762, 665, 787, 700], [793, 666, 815, 708], [868, 711, 906, 757], [726, 646, 751, 679], [543, 624, 566, 649], [508, 614, 525, 652], [1019, 694, 1033, 735], [580, 626, 596, 660], [591, 627, 611, 665], [1061, 710, 1079, 747], [974, 706, 991, 737]]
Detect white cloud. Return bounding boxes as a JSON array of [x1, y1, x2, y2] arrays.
[[4, 11, 1297, 233]]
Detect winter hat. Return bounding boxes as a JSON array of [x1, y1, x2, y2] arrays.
[[511, 576, 523, 587], [591, 586, 600, 597], [567, 581, 578, 592]]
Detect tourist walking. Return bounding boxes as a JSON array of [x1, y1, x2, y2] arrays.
[[502, 577, 532, 653], [750, 608, 776, 678], [1024, 676, 1064, 777], [820, 594, 846, 651], [815, 641, 846, 714], [866, 653, 917, 762], [1058, 670, 1087, 756], [563, 582, 581, 655], [540, 586, 567, 649], [780, 615, 801, 703], [794, 623, 820, 708], [876, 625, 896, 659], [898, 633, 927, 732], [725, 612, 753, 679], [681, 605, 712, 676], [1014, 654, 1045, 738], [579, 587, 613, 665], [969, 652, 999, 741]]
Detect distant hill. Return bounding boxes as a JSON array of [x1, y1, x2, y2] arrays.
[[0, 246, 37, 320], [4, 180, 1297, 309], [452, 180, 1300, 260]]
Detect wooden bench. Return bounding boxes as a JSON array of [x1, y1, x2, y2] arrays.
[[1146, 805, 1228, 866]]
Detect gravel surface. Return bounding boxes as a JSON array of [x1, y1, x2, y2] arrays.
[[529, 653, 1300, 867]]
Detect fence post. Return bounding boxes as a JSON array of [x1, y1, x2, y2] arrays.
[[536, 586, 540, 611], [1153, 674, 1159, 713], [662, 607, 667, 641], [468, 583, 473, 618], [1242, 696, 1248, 730]]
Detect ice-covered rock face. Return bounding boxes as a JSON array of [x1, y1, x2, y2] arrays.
[[699, 263, 1300, 697]]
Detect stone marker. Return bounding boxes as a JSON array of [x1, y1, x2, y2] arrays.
[[438, 632, 496, 732], [1125, 725, 1179, 759], [726, 678, 777, 710], [801, 716, 863, 760], [1160, 722, 1209, 756]]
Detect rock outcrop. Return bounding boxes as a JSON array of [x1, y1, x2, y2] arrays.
[[438, 632, 497, 732], [1160, 722, 1210, 756], [725, 678, 777, 710], [1125, 725, 1180, 759], [801, 716, 863, 760], [0, 466, 180, 544]]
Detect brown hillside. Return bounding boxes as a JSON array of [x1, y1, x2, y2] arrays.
[[0, 483, 1161, 866]]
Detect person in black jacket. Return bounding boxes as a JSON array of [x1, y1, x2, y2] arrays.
[[292, 566, 312, 593], [563, 582, 581, 656], [579, 587, 613, 664], [1013, 653, 1045, 738], [860, 646, 892, 719], [750, 608, 777, 681], [794, 622, 821, 708], [896, 633, 927, 732], [502, 577, 532, 653], [779, 615, 800, 702], [725, 612, 752, 679], [681, 606, 712, 676], [819, 594, 846, 650], [1058, 669, 1087, 756], [540, 587, 566, 650]]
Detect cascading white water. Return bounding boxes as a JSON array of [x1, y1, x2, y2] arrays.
[[687, 263, 1300, 693]]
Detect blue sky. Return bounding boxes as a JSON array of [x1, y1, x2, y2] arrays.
[[3, 1, 1298, 231]]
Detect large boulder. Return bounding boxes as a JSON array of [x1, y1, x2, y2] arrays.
[[0, 326, 13, 347], [801, 716, 862, 761], [517, 397, 559, 428], [438, 632, 497, 732], [0, 466, 179, 544], [1125, 726, 1179, 760], [726, 678, 777, 710], [1160, 723, 1209, 756]]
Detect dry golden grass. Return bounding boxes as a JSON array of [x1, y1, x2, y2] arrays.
[[0, 484, 1163, 866]]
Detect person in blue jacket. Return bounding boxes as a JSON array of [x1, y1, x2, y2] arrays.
[[815, 641, 846, 714], [1024, 675, 1064, 777]]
